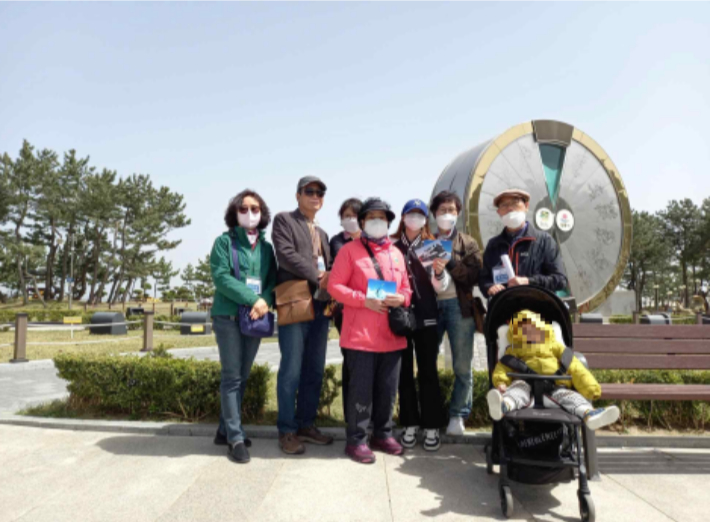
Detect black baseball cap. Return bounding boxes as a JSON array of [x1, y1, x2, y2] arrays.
[[297, 176, 327, 192], [358, 197, 396, 223]]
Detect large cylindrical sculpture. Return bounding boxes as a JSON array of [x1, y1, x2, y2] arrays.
[[431, 120, 631, 312]]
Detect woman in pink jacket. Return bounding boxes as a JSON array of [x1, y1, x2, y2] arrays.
[[328, 198, 413, 464]]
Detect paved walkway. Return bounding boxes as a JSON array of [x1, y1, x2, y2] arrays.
[[0, 335, 489, 414], [1, 424, 707, 522]]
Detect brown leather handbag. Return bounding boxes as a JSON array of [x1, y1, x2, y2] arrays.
[[275, 280, 315, 326]]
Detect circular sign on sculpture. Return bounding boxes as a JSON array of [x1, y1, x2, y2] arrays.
[[535, 208, 555, 231], [556, 209, 575, 233]]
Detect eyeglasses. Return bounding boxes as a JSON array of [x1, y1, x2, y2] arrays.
[[437, 207, 458, 215], [498, 198, 523, 211], [303, 188, 326, 198], [238, 206, 260, 214]]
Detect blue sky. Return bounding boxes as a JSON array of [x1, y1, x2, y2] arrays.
[[1, 2, 709, 279]]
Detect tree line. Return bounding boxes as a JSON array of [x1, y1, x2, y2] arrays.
[[624, 198, 710, 312], [3, 139, 710, 312], [0, 140, 190, 306]]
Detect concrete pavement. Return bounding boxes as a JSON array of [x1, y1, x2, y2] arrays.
[[1, 424, 708, 522]]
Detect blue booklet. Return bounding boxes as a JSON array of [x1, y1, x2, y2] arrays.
[[415, 239, 452, 267], [366, 279, 397, 300]]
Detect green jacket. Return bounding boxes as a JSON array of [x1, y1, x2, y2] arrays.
[[210, 227, 277, 317]]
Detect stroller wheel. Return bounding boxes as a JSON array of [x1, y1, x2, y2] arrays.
[[485, 445, 493, 475], [578, 492, 595, 522], [499, 485, 514, 518]]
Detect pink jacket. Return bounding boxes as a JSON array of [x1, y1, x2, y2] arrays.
[[328, 238, 412, 353]]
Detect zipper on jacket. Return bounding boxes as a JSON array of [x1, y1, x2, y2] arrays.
[[508, 237, 536, 274]]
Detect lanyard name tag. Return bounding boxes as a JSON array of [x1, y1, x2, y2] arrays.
[[246, 277, 262, 294], [493, 266, 510, 285], [317, 256, 326, 272]]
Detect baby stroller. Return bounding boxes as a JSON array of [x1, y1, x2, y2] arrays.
[[483, 285, 595, 522]]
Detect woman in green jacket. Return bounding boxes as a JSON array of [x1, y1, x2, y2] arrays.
[[211, 189, 277, 464]]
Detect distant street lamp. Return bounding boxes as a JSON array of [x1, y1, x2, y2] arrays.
[[653, 284, 659, 311]]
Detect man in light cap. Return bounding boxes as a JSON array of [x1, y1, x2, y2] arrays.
[[478, 188, 567, 297], [272, 175, 334, 455]]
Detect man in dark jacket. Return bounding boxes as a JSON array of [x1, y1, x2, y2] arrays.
[[271, 176, 334, 455], [479, 189, 568, 297]]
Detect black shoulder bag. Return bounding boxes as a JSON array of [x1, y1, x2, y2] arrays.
[[362, 241, 416, 337]]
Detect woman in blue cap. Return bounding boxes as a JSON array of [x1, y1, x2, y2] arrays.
[[393, 199, 450, 451]]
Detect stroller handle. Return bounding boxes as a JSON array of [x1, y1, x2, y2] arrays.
[[506, 373, 572, 381]]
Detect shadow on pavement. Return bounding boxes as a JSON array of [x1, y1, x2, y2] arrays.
[[96, 434, 353, 461], [390, 445, 563, 521]]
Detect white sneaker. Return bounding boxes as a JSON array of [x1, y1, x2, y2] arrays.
[[584, 406, 620, 431], [423, 429, 441, 451], [446, 416, 465, 436], [487, 389, 504, 421], [400, 426, 418, 448]]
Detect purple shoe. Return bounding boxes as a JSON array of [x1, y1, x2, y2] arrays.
[[345, 444, 376, 464], [370, 436, 404, 456]]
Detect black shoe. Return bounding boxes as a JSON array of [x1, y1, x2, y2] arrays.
[[228, 441, 250, 463], [215, 430, 251, 448]]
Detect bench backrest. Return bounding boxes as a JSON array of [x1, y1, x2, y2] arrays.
[[572, 324, 710, 370]]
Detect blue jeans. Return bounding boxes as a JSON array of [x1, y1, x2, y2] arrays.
[[213, 315, 261, 444], [276, 301, 330, 434], [437, 298, 475, 419]]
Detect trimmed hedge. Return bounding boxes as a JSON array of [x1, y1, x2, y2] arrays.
[[53, 353, 710, 429], [54, 352, 270, 421]]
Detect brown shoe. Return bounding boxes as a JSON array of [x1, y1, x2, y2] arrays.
[[297, 426, 334, 445], [279, 432, 305, 455]]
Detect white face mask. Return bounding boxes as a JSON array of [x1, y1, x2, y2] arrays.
[[501, 210, 526, 229], [238, 211, 261, 230], [403, 214, 427, 231], [341, 217, 360, 234], [364, 219, 389, 239], [436, 213, 457, 231]]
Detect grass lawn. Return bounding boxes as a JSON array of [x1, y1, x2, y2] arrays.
[[0, 328, 218, 363], [1, 318, 339, 363]]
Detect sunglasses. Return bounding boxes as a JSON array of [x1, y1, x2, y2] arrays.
[[303, 188, 325, 198], [238, 206, 260, 214]]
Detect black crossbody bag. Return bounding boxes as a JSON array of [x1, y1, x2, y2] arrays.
[[362, 241, 416, 337]]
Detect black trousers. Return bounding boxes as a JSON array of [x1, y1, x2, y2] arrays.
[[398, 326, 447, 429], [335, 311, 350, 420], [343, 348, 402, 446]]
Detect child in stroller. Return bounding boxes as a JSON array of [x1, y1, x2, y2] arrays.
[[487, 309, 620, 430]]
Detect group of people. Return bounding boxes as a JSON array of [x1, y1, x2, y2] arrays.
[[209, 175, 609, 465]]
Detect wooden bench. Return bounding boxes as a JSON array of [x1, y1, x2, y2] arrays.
[[571, 323, 710, 479], [572, 323, 710, 400]]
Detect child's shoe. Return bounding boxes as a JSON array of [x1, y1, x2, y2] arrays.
[[487, 389, 510, 421], [583, 406, 620, 430]]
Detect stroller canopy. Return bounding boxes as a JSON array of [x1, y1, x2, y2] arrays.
[[483, 286, 574, 351]]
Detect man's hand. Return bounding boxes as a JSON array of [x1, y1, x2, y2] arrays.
[[497, 383, 507, 393], [250, 298, 269, 320], [432, 258, 446, 275], [488, 284, 506, 296], [507, 276, 529, 287], [384, 293, 405, 308], [365, 298, 388, 314], [319, 271, 330, 290]]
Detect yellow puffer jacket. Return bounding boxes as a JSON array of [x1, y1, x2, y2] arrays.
[[492, 310, 601, 401]]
